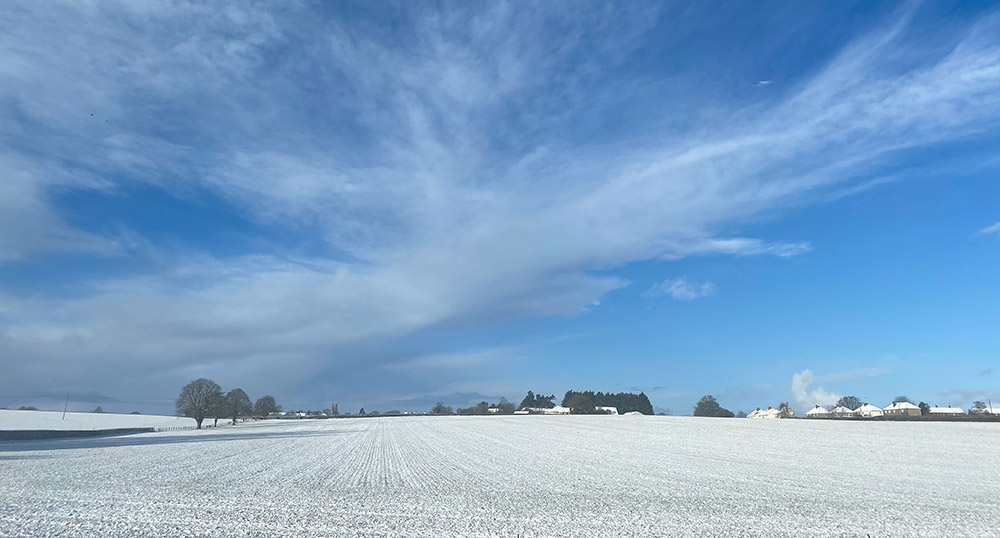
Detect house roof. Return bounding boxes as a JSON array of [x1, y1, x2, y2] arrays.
[[857, 404, 883, 413], [806, 406, 831, 415], [884, 401, 920, 410], [832, 406, 855, 414], [929, 406, 965, 414]]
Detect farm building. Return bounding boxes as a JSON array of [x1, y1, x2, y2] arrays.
[[521, 406, 618, 415], [805, 405, 831, 418], [856, 404, 884, 418], [747, 408, 764, 418], [831, 405, 856, 417], [883, 401, 921, 417], [929, 406, 964, 416]]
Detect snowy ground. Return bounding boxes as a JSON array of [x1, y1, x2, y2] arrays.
[[1, 415, 998, 537], [0, 409, 200, 431]]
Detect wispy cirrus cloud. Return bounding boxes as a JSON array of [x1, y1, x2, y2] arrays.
[[1, 3, 1000, 405], [644, 278, 715, 301], [976, 222, 1000, 235]]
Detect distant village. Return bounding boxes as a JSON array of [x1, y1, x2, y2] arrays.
[[746, 399, 1000, 420]]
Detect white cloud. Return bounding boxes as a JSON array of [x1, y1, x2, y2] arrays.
[[645, 278, 715, 301], [976, 222, 1000, 235], [2, 5, 1000, 401], [791, 369, 842, 412], [0, 155, 114, 261]]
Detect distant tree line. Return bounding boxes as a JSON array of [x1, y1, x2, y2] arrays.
[[431, 402, 458, 415], [456, 397, 515, 415], [175, 378, 282, 429], [561, 390, 654, 415], [519, 391, 556, 409], [693, 395, 735, 417], [429, 398, 516, 415]]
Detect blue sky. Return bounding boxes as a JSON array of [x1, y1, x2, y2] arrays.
[[1, 1, 999, 415]]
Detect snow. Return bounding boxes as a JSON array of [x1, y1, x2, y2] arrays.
[[0, 409, 200, 431], [2, 415, 999, 536]]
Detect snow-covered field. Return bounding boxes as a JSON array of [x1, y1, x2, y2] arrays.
[[1, 415, 998, 537], [0, 409, 199, 431]]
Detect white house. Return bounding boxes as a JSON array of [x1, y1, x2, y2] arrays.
[[856, 404, 883, 418], [596, 406, 619, 415], [805, 405, 831, 418], [929, 406, 964, 416], [831, 405, 856, 417], [747, 408, 763, 418], [883, 401, 921, 417]]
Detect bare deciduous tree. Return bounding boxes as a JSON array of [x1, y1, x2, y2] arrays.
[[176, 378, 222, 429], [225, 388, 252, 425]]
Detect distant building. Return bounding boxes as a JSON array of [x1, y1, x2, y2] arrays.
[[832, 405, 856, 417], [596, 406, 619, 415], [750, 406, 794, 419], [331, 403, 339, 415], [929, 406, 964, 416], [883, 401, 921, 417], [805, 405, 831, 418], [856, 404, 883, 418], [525, 406, 571, 415]]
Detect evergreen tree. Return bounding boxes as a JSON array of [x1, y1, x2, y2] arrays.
[[694, 395, 734, 417], [561, 390, 653, 414]]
